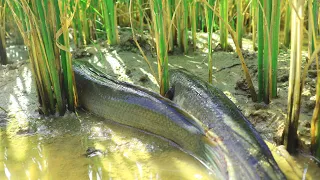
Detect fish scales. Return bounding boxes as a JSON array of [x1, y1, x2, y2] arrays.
[[73, 61, 229, 179], [169, 68, 286, 180]]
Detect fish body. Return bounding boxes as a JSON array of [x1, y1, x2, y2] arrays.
[[73, 61, 228, 179], [168, 68, 286, 180]]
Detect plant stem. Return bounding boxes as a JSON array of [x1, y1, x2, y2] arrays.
[[219, 0, 228, 50], [283, 0, 305, 154], [236, 0, 243, 48]]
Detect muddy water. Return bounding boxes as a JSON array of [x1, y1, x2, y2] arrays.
[[0, 111, 213, 180], [2, 112, 319, 180]]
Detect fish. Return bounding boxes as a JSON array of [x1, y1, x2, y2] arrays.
[[73, 61, 230, 179], [167, 68, 286, 180]]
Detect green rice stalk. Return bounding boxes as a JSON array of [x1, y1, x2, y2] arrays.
[[219, 0, 228, 50], [117, 1, 132, 27], [0, 0, 7, 65], [138, 0, 144, 32], [270, 0, 280, 97], [257, 0, 264, 101], [203, 0, 257, 102], [173, 0, 189, 53], [236, 0, 243, 48], [13, 1, 49, 111], [309, 0, 318, 56], [191, 0, 197, 50], [9, 0, 56, 114], [182, 0, 188, 53], [265, 0, 271, 25], [35, 0, 65, 114], [175, 0, 182, 51], [70, 0, 79, 46], [88, 0, 104, 40], [30, 31, 54, 114], [205, 0, 216, 83], [251, 0, 257, 50], [195, 1, 200, 30], [0, 29, 7, 65], [87, 0, 97, 41], [166, 0, 174, 51], [102, 0, 118, 45], [80, 0, 90, 45], [262, 0, 271, 104], [201, 4, 206, 32], [55, 0, 77, 111], [75, 2, 84, 46], [150, 0, 168, 95], [283, 1, 291, 47], [312, 0, 318, 39], [7, 0, 78, 115]]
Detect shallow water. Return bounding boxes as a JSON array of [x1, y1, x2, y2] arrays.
[[0, 111, 213, 180], [1, 112, 320, 179]]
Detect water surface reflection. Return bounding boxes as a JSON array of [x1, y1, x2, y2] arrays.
[[0, 111, 212, 179]]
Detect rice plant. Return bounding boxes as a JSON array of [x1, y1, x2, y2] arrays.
[[256, 0, 281, 103], [219, 0, 228, 50], [308, 0, 320, 159], [6, 0, 77, 115], [190, 0, 198, 50], [102, 0, 119, 45], [175, 0, 189, 53], [236, 0, 243, 48], [282, 0, 304, 154], [257, 0, 264, 101], [309, 0, 318, 58], [203, 0, 257, 102], [72, 0, 91, 46], [270, 0, 281, 98], [283, 1, 291, 48], [0, 0, 7, 65], [251, 0, 257, 50], [205, 0, 216, 83], [165, 0, 174, 51], [150, 0, 168, 95]]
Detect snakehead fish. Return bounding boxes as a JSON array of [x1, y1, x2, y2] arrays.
[[73, 61, 230, 179], [168, 68, 286, 180]]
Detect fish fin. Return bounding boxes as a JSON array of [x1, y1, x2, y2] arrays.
[[164, 86, 175, 100]]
